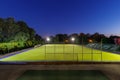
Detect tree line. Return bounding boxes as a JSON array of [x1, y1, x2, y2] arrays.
[[0, 17, 119, 55], [0, 17, 42, 54], [47, 33, 119, 44], [0, 17, 43, 43]]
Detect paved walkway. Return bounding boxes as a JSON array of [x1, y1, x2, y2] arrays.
[[0, 47, 33, 60], [0, 64, 120, 80]]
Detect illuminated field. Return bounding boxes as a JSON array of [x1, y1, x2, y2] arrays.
[[0, 44, 120, 62]]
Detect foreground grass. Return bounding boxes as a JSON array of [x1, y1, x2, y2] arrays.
[[0, 44, 120, 62]]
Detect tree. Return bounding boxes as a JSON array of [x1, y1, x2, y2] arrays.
[[34, 34, 43, 44], [0, 17, 42, 46], [79, 33, 87, 44], [109, 36, 119, 44], [91, 32, 106, 43], [69, 33, 79, 43], [54, 34, 66, 43]]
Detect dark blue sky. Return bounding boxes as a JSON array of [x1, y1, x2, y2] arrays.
[[0, 0, 120, 37]]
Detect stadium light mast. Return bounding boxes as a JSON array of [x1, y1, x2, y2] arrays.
[[45, 37, 51, 60], [88, 39, 93, 61], [46, 37, 50, 43], [71, 37, 75, 61], [101, 38, 103, 62], [71, 37, 75, 43]]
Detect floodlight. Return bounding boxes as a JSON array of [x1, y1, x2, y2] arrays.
[[89, 39, 93, 43], [71, 37, 75, 42], [46, 37, 50, 42]]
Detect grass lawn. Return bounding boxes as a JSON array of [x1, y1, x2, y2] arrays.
[[16, 70, 109, 80], [0, 44, 120, 62]]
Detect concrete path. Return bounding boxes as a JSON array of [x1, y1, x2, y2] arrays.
[[0, 64, 120, 80], [0, 47, 34, 60]]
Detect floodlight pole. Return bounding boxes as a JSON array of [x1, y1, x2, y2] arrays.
[[63, 43, 65, 61], [91, 42, 93, 61], [71, 37, 75, 61], [101, 38, 103, 62], [54, 42, 55, 60], [63, 43, 64, 54], [45, 41, 46, 60], [73, 42, 74, 61], [45, 37, 51, 61], [82, 37, 83, 61]]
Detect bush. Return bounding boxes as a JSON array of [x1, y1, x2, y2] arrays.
[[116, 46, 120, 51], [0, 42, 28, 55]]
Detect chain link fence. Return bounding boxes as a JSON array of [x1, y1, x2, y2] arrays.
[[41, 44, 102, 62]]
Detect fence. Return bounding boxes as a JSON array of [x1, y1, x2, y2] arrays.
[[40, 44, 102, 62]]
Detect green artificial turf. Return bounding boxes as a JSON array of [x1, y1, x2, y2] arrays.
[[16, 70, 109, 80], [1, 44, 120, 62]]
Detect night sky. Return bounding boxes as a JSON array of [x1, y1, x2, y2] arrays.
[[0, 0, 120, 37]]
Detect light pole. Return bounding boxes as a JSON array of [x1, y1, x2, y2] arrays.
[[88, 39, 93, 61], [101, 38, 103, 62], [45, 37, 50, 60], [82, 37, 83, 61], [71, 37, 75, 61], [46, 37, 50, 42]]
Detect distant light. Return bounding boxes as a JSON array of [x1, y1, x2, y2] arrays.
[[71, 37, 75, 42], [65, 40, 68, 43], [89, 39, 93, 43], [46, 37, 50, 42]]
